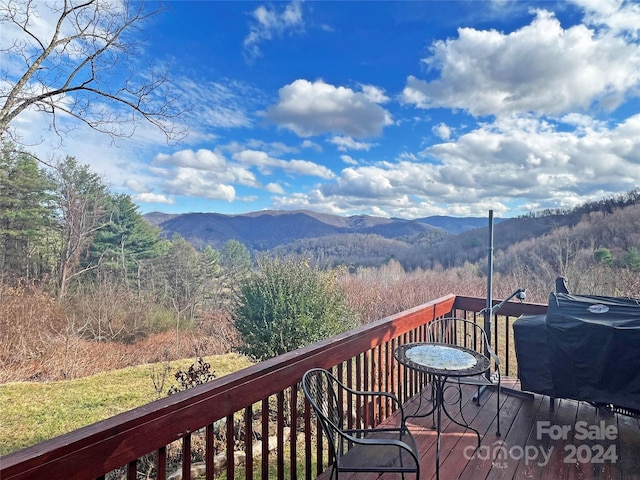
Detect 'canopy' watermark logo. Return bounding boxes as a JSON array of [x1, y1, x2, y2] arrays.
[[463, 440, 552, 468]]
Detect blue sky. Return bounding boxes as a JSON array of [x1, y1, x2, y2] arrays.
[[6, 0, 640, 218]]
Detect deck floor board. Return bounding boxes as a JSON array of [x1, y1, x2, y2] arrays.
[[316, 378, 640, 480]]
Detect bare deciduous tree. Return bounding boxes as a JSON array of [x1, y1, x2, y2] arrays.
[[0, 0, 184, 144], [52, 156, 110, 299]]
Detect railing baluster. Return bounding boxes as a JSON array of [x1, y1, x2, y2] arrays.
[[505, 315, 511, 376], [390, 337, 397, 407], [303, 395, 312, 480], [182, 434, 191, 480], [336, 363, 344, 435], [205, 426, 213, 480], [261, 398, 269, 480], [245, 405, 253, 480], [156, 446, 167, 480], [363, 349, 370, 428], [226, 414, 235, 480], [383, 344, 388, 389], [276, 391, 284, 480], [289, 384, 298, 480], [355, 353, 362, 429], [376, 344, 383, 422]]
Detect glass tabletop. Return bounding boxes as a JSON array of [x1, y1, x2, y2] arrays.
[[394, 342, 490, 377], [405, 344, 477, 370]]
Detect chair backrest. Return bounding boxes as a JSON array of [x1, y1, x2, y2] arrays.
[[301, 368, 344, 454], [427, 317, 490, 356]]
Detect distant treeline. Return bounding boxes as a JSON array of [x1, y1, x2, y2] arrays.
[[520, 188, 640, 218]]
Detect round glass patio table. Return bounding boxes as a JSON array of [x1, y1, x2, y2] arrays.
[[394, 342, 490, 480]]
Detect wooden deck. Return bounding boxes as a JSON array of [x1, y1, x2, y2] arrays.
[[321, 378, 640, 480]]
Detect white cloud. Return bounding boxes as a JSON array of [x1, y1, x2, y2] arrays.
[[176, 78, 266, 143], [560, 113, 605, 129], [154, 149, 227, 170], [233, 149, 335, 178], [301, 139, 322, 152], [244, 0, 305, 61], [402, 8, 640, 117], [340, 154, 358, 165], [124, 178, 148, 193], [322, 167, 397, 198], [285, 159, 336, 178], [135, 192, 174, 204], [265, 182, 285, 194], [432, 123, 452, 140], [271, 190, 351, 216], [359, 84, 390, 104], [148, 149, 261, 200], [329, 136, 375, 152], [573, 0, 640, 38], [246, 139, 298, 156], [264, 79, 393, 138], [161, 168, 238, 201], [281, 110, 640, 218]]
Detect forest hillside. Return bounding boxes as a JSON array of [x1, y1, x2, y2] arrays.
[[147, 190, 640, 274], [1, 146, 639, 384]]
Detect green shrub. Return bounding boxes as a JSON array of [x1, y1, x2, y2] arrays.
[[233, 255, 357, 361], [594, 247, 614, 266]]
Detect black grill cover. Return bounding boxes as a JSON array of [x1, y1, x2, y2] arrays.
[[546, 293, 640, 411], [513, 314, 554, 396]]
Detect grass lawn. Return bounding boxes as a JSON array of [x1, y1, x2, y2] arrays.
[[0, 353, 253, 456]]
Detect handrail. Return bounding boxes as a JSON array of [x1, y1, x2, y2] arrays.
[[0, 294, 546, 480]]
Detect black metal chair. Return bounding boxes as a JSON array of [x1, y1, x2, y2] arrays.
[[301, 368, 420, 479], [427, 317, 501, 436]]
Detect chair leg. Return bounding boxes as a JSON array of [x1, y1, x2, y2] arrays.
[[431, 382, 436, 429], [496, 379, 501, 436]]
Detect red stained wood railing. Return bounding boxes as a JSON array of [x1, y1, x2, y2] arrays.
[[0, 294, 547, 480]]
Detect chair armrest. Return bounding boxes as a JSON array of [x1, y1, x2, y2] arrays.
[[340, 384, 402, 406], [341, 386, 406, 422]]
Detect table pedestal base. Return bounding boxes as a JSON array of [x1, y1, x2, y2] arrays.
[[404, 377, 481, 480]]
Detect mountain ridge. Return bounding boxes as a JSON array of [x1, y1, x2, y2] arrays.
[[143, 209, 494, 250], [142, 194, 640, 272]]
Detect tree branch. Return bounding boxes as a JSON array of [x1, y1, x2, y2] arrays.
[[0, 0, 186, 144]]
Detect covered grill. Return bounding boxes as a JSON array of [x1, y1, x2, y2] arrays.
[[514, 292, 640, 414]]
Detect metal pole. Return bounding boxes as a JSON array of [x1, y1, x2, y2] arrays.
[[474, 210, 495, 400], [485, 210, 494, 345], [475, 210, 534, 403]]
